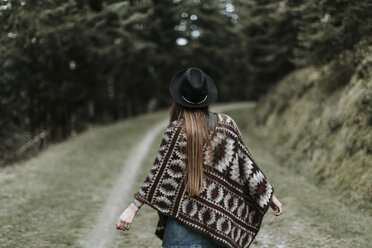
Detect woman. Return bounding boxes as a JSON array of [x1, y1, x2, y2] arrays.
[[116, 67, 282, 248]]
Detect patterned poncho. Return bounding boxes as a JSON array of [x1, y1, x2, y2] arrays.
[[134, 113, 274, 248]]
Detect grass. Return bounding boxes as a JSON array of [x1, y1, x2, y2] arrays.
[[225, 109, 372, 248], [0, 110, 168, 248], [252, 58, 372, 202]]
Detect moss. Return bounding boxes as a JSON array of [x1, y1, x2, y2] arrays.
[[317, 50, 358, 93], [251, 41, 372, 202]]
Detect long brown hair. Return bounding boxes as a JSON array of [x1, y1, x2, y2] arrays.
[[169, 101, 211, 197]]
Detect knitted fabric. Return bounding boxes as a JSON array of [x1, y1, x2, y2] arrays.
[[134, 113, 274, 248]]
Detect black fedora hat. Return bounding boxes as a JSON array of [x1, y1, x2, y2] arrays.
[[169, 67, 218, 108]]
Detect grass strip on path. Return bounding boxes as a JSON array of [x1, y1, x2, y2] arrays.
[[113, 129, 165, 247], [78, 119, 168, 248]]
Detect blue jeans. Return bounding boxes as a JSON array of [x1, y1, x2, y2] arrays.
[[162, 217, 222, 248]]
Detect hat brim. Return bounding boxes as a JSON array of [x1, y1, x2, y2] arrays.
[[169, 68, 218, 108]]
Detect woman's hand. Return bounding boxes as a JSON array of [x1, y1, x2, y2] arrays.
[[270, 194, 283, 216], [116, 203, 138, 231]]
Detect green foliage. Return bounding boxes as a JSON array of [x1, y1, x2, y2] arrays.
[[1, 0, 371, 165], [0, 0, 157, 164], [237, 0, 297, 97], [317, 50, 358, 93], [179, 0, 247, 101], [291, 0, 372, 66]]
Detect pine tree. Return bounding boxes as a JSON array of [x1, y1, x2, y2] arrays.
[[237, 0, 297, 97], [290, 0, 372, 66]]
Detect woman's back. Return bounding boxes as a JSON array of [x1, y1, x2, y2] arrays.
[[134, 111, 274, 248]]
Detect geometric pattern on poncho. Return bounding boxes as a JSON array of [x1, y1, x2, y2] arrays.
[[134, 113, 274, 248]]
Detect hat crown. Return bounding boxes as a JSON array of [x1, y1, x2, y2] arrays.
[[180, 68, 208, 103], [169, 67, 217, 108]]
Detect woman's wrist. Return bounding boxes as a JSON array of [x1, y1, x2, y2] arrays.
[[133, 199, 143, 208], [129, 199, 143, 212], [129, 203, 139, 212]]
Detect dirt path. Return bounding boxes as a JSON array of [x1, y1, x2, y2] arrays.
[[78, 119, 168, 248]]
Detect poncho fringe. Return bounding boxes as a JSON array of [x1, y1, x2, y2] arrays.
[[134, 113, 274, 248]]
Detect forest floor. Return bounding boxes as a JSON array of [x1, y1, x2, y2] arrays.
[[0, 102, 371, 248]]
